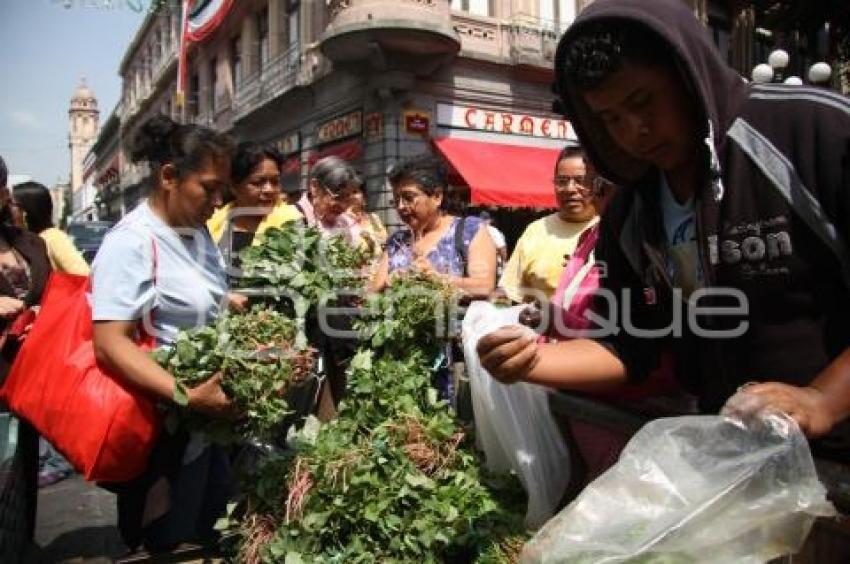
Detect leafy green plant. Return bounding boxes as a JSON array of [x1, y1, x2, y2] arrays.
[[221, 269, 529, 562], [152, 308, 316, 444], [356, 270, 459, 357], [232, 348, 528, 563], [236, 224, 369, 313]]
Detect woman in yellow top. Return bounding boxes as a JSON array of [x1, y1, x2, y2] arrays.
[[13, 181, 90, 276], [207, 142, 301, 271]]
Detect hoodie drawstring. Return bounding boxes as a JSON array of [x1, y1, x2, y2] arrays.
[[705, 120, 725, 202]]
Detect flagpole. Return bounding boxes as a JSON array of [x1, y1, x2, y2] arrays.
[[176, 0, 190, 108]]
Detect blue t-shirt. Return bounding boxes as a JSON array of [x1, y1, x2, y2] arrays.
[[660, 176, 703, 297], [92, 200, 228, 346], [386, 216, 483, 276]]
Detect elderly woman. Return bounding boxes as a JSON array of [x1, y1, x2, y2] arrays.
[[305, 156, 363, 243], [370, 154, 497, 298]]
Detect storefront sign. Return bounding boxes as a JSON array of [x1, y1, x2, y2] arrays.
[[275, 132, 300, 156], [404, 111, 431, 135], [436, 103, 576, 140], [317, 110, 362, 144], [365, 112, 383, 141]]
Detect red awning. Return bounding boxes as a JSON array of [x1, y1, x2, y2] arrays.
[[433, 138, 558, 208]]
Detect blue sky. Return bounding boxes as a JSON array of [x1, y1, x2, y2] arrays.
[[0, 0, 148, 186]]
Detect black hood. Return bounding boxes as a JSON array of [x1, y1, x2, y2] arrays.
[[554, 0, 749, 186]]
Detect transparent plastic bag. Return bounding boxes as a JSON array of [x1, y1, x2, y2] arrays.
[[521, 413, 837, 563], [462, 301, 570, 529]]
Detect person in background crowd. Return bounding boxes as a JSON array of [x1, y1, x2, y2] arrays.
[[348, 176, 387, 264], [478, 210, 507, 278], [207, 142, 300, 272], [371, 154, 498, 298], [546, 164, 615, 338], [497, 146, 598, 305], [12, 180, 86, 487], [478, 0, 850, 463], [91, 116, 236, 552], [281, 169, 314, 225], [308, 156, 362, 244], [0, 154, 50, 543], [14, 181, 89, 276], [371, 153, 497, 400]]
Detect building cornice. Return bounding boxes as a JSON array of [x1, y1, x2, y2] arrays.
[[119, 7, 164, 75]]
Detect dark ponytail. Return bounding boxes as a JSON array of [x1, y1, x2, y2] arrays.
[[130, 116, 234, 185]]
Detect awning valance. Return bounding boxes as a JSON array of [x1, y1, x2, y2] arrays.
[[433, 138, 558, 208]]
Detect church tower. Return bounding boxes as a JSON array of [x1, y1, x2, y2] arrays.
[[69, 78, 99, 196]]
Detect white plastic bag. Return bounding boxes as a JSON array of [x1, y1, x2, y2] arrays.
[[462, 301, 570, 529], [521, 413, 837, 563]]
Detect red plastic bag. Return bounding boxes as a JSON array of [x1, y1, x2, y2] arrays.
[[0, 272, 161, 482]]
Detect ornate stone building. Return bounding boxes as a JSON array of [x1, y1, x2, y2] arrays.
[[103, 0, 846, 222], [68, 79, 100, 216]]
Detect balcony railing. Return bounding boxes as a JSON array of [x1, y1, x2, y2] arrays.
[[321, 0, 457, 64], [327, 0, 444, 20], [505, 14, 568, 67], [234, 43, 301, 120]]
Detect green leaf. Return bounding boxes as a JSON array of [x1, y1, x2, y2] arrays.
[[405, 473, 435, 490]]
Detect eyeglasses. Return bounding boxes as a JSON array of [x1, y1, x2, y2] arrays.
[[553, 175, 590, 190], [393, 191, 425, 208], [553, 174, 616, 197]]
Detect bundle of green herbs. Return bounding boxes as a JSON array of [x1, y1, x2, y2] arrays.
[[223, 272, 529, 562], [356, 270, 459, 357], [235, 224, 369, 314], [152, 307, 316, 444]]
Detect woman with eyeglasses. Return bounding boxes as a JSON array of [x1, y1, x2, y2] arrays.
[[208, 142, 301, 272], [495, 146, 598, 306], [305, 156, 363, 243], [370, 154, 497, 298]]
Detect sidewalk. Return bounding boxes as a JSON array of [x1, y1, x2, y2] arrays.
[[25, 474, 126, 563]]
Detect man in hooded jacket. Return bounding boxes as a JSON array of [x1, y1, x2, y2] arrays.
[[477, 0, 850, 462]]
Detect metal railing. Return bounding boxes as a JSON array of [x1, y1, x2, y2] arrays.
[[506, 13, 568, 65], [234, 43, 302, 120]]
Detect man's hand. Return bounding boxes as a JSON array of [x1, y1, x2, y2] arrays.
[[0, 297, 25, 319], [723, 382, 837, 438], [187, 372, 233, 416], [476, 325, 540, 384]]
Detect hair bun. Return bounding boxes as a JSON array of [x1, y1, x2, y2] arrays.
[[130, 115, 178, 164]]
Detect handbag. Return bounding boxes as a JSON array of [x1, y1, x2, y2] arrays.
[[0, 241, 162, 482]]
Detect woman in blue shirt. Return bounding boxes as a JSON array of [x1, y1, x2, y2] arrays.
[[91, 116, 234, 552]]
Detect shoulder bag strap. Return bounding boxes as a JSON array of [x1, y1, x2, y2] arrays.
[[454, 216, 468, 277]]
